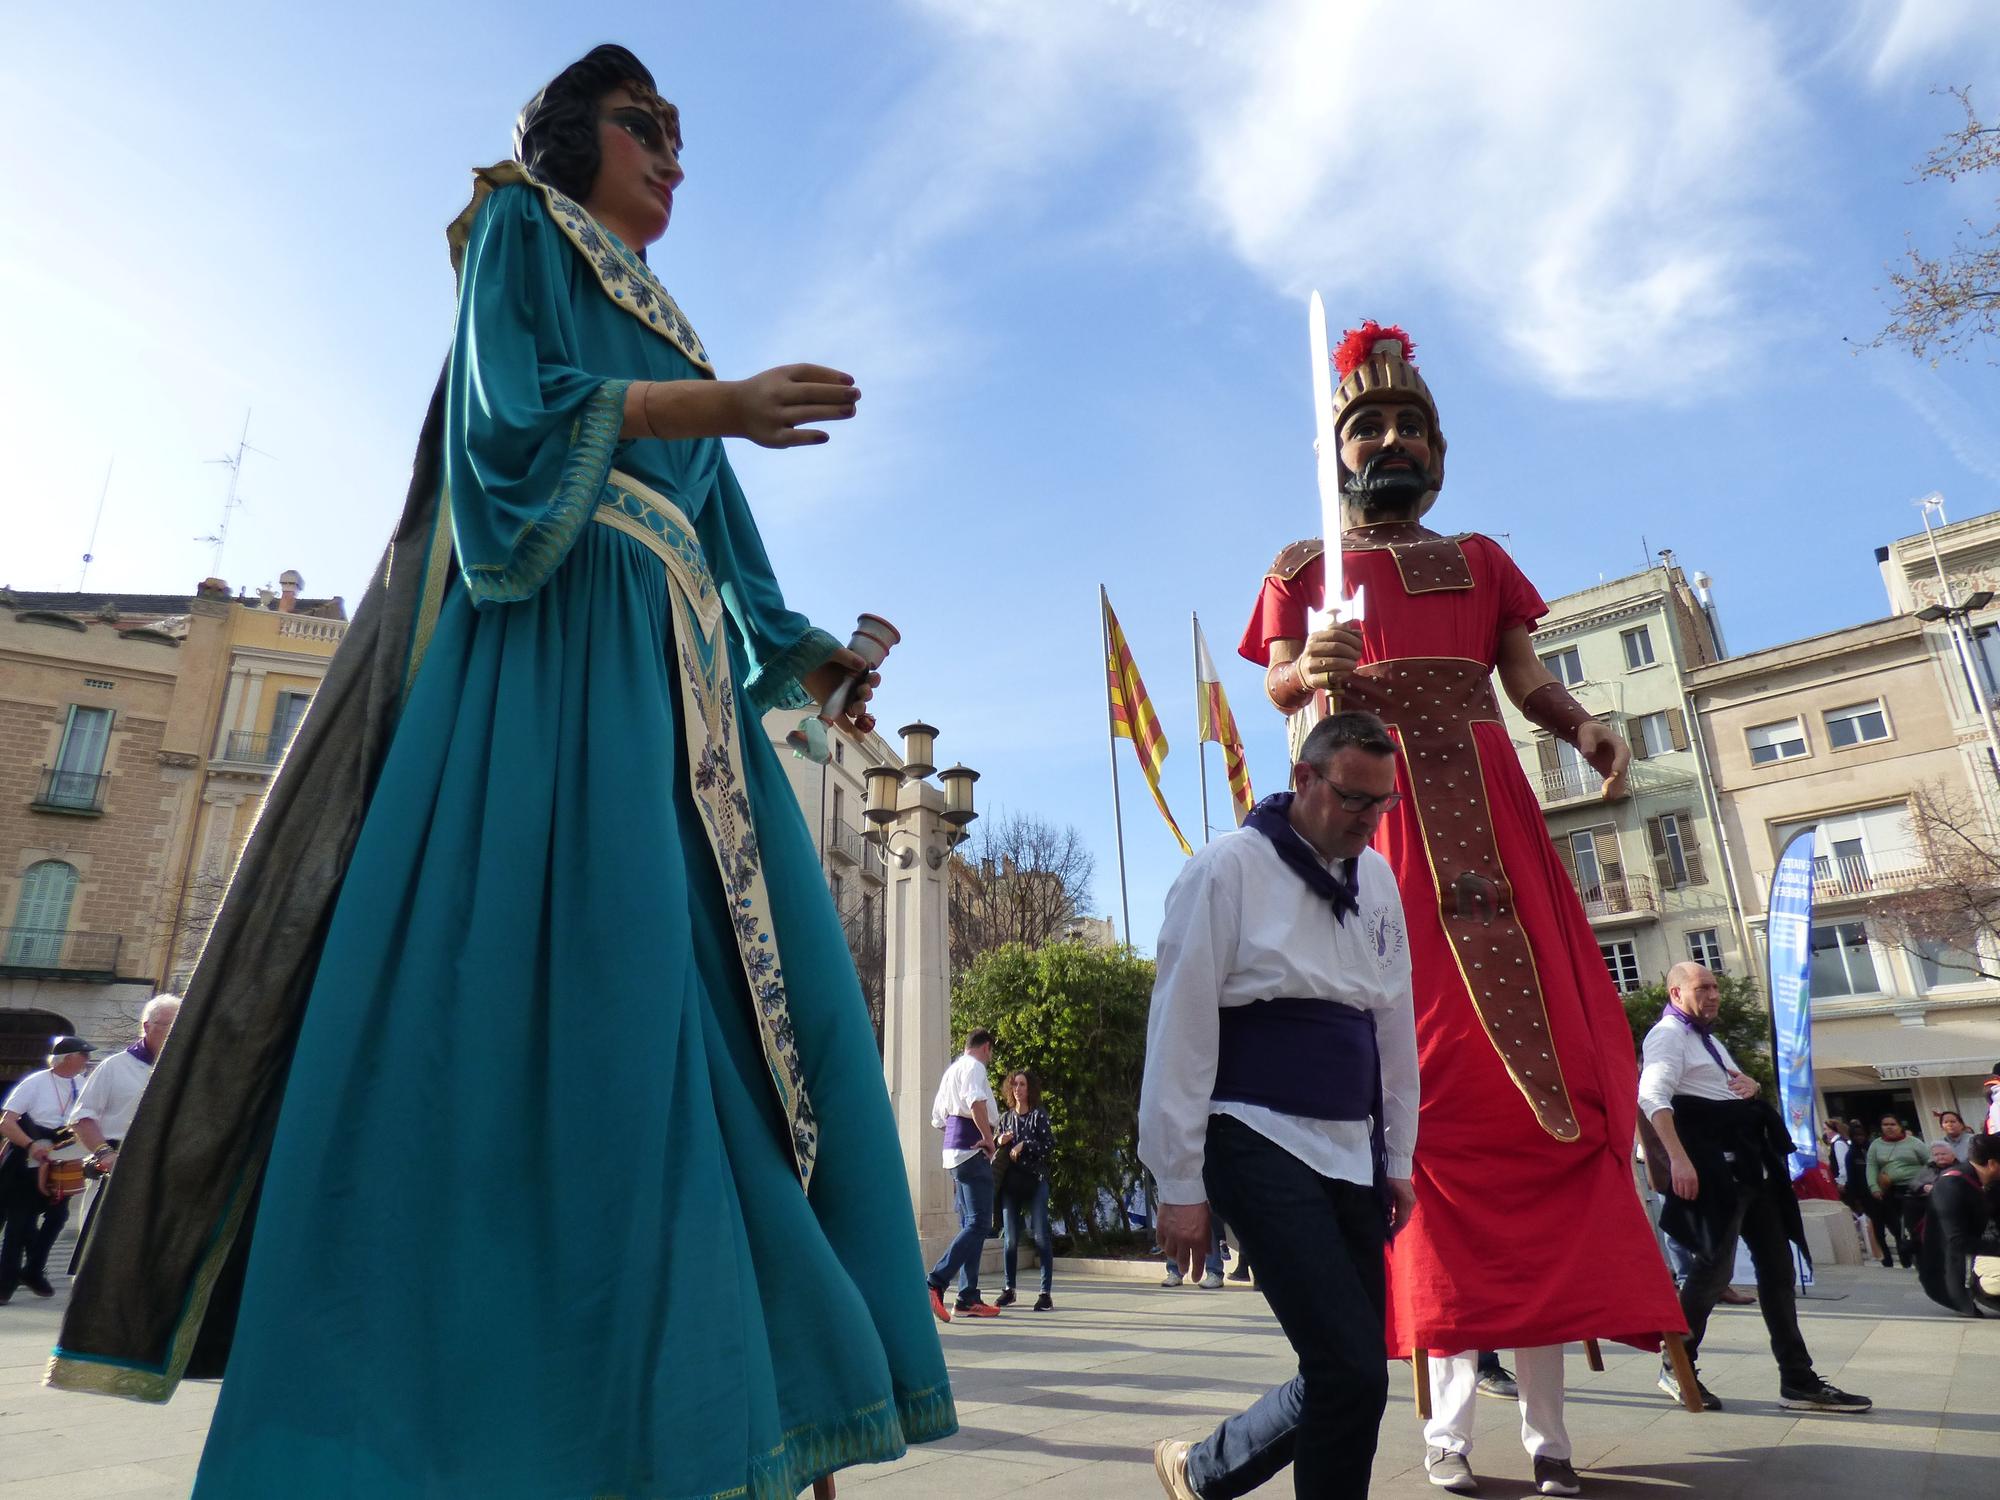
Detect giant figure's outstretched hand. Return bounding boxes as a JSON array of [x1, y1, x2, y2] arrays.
[[1577, 720, 1631, 801]]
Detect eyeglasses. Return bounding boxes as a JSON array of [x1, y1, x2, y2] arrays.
[[1305, 768, 1402, 814], [602, 107, 677, 159]]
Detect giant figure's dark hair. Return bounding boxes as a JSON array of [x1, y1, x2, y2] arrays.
[[513, 44, 677, 205]]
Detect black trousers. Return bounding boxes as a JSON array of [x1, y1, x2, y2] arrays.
[[1876, 1188, 1922, 1266], [1678, 1182, 1814, 1387], [0, 1170, 70, 1290], [1188, 1115, 1388, 1500]]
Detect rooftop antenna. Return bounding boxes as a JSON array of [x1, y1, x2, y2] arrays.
[[77, 459, 113, 591], [194, 411, 273, 579]]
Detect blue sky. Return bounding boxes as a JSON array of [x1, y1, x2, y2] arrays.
[[5, 2, 2000, 950]]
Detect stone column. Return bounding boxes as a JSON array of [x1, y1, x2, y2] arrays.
[[879, 778, 957, 1256]]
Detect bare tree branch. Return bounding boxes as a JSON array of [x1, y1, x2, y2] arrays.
[[1873, 87, 2000, 363], [1870, 780, 2000, 983], [947, 810, 1099, 972]]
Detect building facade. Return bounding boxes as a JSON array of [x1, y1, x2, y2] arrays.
[[1500, 561, 1745, 996], [1687, 599, 2000, 1133], [0, 575, 343, 1091]]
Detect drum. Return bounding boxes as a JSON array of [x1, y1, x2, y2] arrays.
[[44, 1158, 86, 1200]]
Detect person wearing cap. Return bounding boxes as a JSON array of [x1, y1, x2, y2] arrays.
[[1238, 320, 1686, 1496], [0, 1036, 93, 1302]]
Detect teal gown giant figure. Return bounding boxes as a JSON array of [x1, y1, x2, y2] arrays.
[[47, 47, 955, 1499]]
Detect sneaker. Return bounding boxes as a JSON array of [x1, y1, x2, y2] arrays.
[[1033, 1293, 1054, 1311], [995, 1288, 1017, 1307], [1657, 1366, 1722, 1411], [20, 1273, 54, 1298], [0, 1285, 13, 1306], [1475, 1364, 1518, 1400], [1200, 1270, 1224, 1289], [927, 1284, 951, 1324], [955, 1298, 1001, 1318], [1226, 1265, 1252, 1282], [1151, 1438, 1199, 1500], [1778, 1377, 1871, 1414], [1425, 1448, 1478, 1493], [1162, 1265, 1185, 1287], [1533, 1456, 1581, 1496]]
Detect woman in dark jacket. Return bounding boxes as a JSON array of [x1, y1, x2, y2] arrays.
[[995, 1070, 1057, 1310]]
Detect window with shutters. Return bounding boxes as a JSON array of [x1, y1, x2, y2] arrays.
[[1632, 711, 1673, 758], [1808, 921, 1880, 997], [4, 861, 81, 967], [1823, 700, 1890, 749], [1773, 804, 1918, 895], [1686, 928, 1725, 973], [1621, 625, 1656, 670], [1539, 647, 1584, 686], [1745, 717, 1807, 765], [1646, 809, 1705, 888], [1599, 939, 1642, 994]]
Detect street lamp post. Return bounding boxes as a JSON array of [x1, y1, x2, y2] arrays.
[[865, 723, 979, 1254], [1914, 494, 2000, 791]]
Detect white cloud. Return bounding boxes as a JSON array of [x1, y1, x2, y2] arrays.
[[879, 0, 1832, 402]]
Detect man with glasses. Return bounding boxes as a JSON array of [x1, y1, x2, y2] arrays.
[[1144, 711, 1419, 1500], [1238, 322, 1685, 1495]]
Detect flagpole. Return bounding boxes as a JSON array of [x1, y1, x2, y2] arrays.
[[1100, 586, 1133, 945], [1192, 612, 1213, 845]]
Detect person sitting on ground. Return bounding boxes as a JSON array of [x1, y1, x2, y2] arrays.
[[1865, 1115, 1929, 1269], [1916, 1133, 2000, 1318], [994, 1069, 1057, 1311]]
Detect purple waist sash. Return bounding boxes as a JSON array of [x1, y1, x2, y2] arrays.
[[942, 1114, 983, 1151], [1212, 997, 1390, 1224]]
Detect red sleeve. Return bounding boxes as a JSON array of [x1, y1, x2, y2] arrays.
[[1474, 535, 1547, 635], [1238, 555, 1321, 666]]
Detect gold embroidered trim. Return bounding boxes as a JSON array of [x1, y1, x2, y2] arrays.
[[594, 470, 818, 1188], [448, 161, 714, 373]]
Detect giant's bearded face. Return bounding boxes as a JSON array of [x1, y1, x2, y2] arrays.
[[1338, 398, 1438, 521]]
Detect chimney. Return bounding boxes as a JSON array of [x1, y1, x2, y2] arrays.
[[278, 569, 302, 614], [1692, 570, 1728, 660]]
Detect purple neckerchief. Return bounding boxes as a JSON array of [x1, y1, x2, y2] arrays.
[[1670, 1007, 1733, 1076], [1244, 792, 1359, 922], [127, 1040, 156, 1066]]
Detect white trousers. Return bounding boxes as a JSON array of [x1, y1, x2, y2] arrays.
[[1424, 1345, 1570, 1462]]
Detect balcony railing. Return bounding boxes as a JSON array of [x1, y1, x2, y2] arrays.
[[826, 822, 886, 881], [1537, 765, 1600, 805], [219, 730, 292, 766], [0, 927, 122, 979], [29, 766, 108, 814], [1573, 873, 1658, 922], [1810, 853, 1938, 902]]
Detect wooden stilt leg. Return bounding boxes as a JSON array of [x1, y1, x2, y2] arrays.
[[1583, 1339, 1604, 1372], [1663, 1332, 1703, 1413], [811, 1478, 835, 1499], [1412, 1346, 1432, 1421]]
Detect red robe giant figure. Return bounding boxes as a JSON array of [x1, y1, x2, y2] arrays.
[[1241, 322, 1687, 1487]]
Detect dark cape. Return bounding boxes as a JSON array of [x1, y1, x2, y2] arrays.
[[1657, 1093, 1810, 1268], [48, 377, 459, 1399]]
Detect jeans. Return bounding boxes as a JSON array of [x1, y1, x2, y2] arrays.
[[0, 1173, 70, 1291], [1184, 1117, 1388, 1500], [1678, 1182, 1814, 1387], [1002, 1176, 1054, 1294], [928, 1155, 994, 1303]]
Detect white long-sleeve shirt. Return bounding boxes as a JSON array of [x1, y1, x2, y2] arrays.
[[930, 1052, 994, 1168], [1138, 827, 1419, 1206], [1637, 1010, 1741, 1120], [67, 1049, 155, 1142]]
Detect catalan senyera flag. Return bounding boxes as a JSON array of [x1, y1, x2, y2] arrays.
[[1193, 618, 1255, 824], [1102, 590, 1194, 856]]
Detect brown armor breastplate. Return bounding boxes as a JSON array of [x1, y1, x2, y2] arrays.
[[1342, 657, 1580, 1142]]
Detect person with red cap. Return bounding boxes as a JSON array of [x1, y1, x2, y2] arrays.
[[1236, 322, 1689, 1496]]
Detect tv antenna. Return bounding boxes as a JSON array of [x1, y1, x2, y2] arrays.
[[77, 460, 114, 591], [195, 411, 274, 578]]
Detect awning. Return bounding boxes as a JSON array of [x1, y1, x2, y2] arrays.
[[1811, 1008, 2000, 1081]]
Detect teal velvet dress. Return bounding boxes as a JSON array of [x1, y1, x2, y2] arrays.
[[190, 170, 955, 1499]]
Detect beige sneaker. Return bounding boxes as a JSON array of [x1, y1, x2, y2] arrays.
[[1152, 1438, 1200, 1499]]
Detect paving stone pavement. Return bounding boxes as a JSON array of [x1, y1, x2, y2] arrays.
[[1, 1257, 1993, 1497]]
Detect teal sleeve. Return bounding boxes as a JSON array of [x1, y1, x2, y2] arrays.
[[444, 185, 631, 606], [699, 449, 840, 712]]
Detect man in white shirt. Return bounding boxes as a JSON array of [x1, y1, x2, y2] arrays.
[[925, 1028, 1000, 1321], [65, 995, 179, 1275], [1640, 963, 1867, 1415], [1144, 712, 1419, 1500], [0, 1036, 94, 1302]]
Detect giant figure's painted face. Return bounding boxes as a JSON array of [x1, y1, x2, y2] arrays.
[[583, 83, 685, 247], [1337, 397, 1438, 519]]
